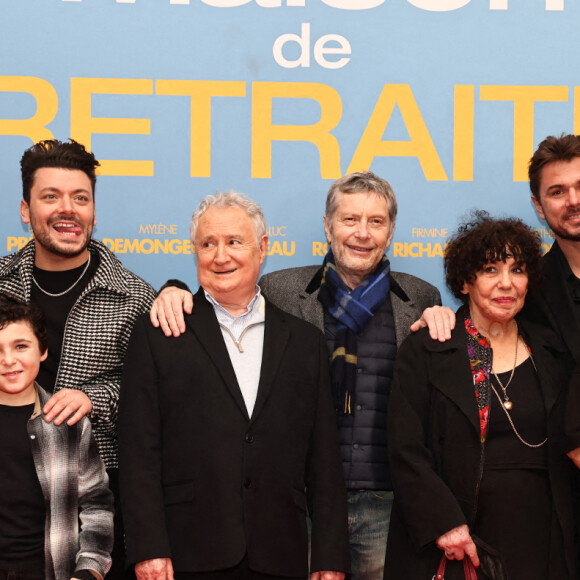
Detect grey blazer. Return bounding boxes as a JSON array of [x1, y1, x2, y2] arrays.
[[259, 264, 442, 347]]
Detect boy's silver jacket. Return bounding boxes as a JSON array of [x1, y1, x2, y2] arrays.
[[29, 383, 114, 580]]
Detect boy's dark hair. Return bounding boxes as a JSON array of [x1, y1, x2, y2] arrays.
[[0, 295, 48, 353], [445, 210, 543, 302], [20, 139, 100, 203]]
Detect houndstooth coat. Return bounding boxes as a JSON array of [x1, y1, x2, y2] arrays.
[[0, 239, 156, 468]]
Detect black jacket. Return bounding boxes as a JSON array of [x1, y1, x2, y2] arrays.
[[118, 290, 349, 576], [523, 241, 580, 450], [383, 314, 577, 579]]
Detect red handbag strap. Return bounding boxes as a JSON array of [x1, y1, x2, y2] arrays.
[[463, 557, 478, 580], [434, 554, 478, 580], [433, 555, 447, 580]]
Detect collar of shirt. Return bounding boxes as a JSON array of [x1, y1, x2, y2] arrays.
[[204, 286, 266, 341]]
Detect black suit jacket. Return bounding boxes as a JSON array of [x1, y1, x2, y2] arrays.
[[118, 289, 349, 576], [523, 242, 580, 450], [524, 241, 580, 361]]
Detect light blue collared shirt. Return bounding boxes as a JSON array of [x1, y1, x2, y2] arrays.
[[205, 287, 265, 417]]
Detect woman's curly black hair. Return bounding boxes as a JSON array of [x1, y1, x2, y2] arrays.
[[445, 210, 543, 302]]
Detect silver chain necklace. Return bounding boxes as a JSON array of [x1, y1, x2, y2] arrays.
[[32, 253, 91, 298], [489, 379, 547, 449], [490, 340, 547, 449], [491, 331, 519, 411]]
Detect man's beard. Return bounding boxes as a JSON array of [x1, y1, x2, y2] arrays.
[[34, 230, 92, 257], [552, 228, 580, 242], [30, 214, 93, 259], [547, 213, 580, 242]]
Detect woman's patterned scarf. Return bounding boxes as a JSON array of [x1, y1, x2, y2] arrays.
[[318, 247, 391, 415], [463, 307, 492, 442]]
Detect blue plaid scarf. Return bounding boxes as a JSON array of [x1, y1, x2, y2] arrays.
[[318, 247, 391, 414]]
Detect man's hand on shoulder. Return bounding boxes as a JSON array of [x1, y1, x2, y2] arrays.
[[310, 572, 345, 580], [150, 286, 193, 338], [135, 558, 174, 580], [409, 306, 456, 342], [43, 388, 92, 426]]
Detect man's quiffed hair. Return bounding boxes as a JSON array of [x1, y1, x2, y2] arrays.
[[529, 134, 580, 199], [20, 139, 100, 203], [0, 295, 48, 353], [445, 210, 542, 303]]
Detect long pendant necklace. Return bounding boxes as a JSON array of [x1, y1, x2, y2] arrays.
[[491, 329, 518, 410], [32, 253, 91, 297], [490, 332, 547, 449], [489, 377, 547, 449]]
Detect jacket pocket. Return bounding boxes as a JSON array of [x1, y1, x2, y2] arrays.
[[163, 481, 195, 505]]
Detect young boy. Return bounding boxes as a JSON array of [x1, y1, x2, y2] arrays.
[[0, 295, 113, 580]]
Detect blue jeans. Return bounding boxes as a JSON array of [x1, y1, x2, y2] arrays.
[[347, 490, 393, 580]]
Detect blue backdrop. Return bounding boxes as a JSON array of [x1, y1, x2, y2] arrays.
[[0, 0, 574, 305]]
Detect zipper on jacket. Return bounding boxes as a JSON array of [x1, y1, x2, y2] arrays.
[[218, 322, 262, 353]]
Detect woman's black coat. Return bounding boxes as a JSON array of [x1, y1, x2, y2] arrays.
[[383, 314, 578, 579]]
